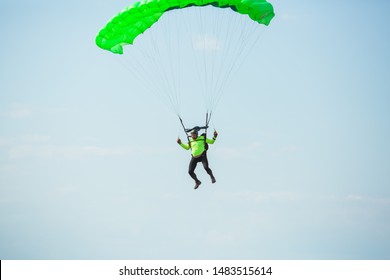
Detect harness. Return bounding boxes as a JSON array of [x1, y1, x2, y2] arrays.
[[179, 112, 212, 150]]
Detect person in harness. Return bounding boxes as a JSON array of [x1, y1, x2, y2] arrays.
[[177, 128, 218, 189]]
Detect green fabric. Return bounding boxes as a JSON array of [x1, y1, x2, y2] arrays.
[[180, 135, 215, 157], [96, 0, 275, 54]]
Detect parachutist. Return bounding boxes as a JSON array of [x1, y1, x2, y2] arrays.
[[177, 129, 218, 189]]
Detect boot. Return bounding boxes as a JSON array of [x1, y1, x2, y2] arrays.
[[194, 180, 201, 189], [211, 176, 216, 184]]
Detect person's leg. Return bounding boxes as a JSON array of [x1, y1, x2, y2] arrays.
[[188, 157, 202, 188], [201, 154, 216, 183]]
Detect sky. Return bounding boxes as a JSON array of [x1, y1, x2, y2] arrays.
[[0, 0, 389, 260]]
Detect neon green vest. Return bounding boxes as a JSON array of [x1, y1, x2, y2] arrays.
[[180, 135, 216, 157]]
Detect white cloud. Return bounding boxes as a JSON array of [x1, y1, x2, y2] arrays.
[[217, 190, 305, 203], [281, 13, 298, 22], [0, 134, 51, 148], [217, 191, 390, 207], [1, 103, 33, 119], [215, 141, 303, 160], [192, 34, 221, 51], [346, 194, 363, 201], [6, 142, 176, 160], [206, 229, 234, 245], [273, 144, 303, 157], [1, 131, 177, 160], [21, 134, 51, 143], [346, 194, 390, 204], [8, 144, 135, 160], [216, 141, 263, 159], [0, 137, 13, 146]]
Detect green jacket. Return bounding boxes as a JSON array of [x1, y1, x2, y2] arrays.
[[180, 135, 216, 157]]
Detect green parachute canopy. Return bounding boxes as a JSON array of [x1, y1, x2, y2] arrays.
[[96, 0, 275, 54]]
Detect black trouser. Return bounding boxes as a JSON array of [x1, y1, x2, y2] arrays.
[[188, 152, 214, 182]]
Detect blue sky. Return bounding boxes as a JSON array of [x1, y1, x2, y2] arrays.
[[0, 0, 389, 259]]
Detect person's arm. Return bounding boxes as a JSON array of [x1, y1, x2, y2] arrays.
[[206, 130, 218, 144], [177, 138, 190, 150]]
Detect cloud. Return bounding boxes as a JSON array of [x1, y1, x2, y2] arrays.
[[0, 137, 13, 147], [281, 13, 298, 22], [1, 131, 177, 160], [8, 144, 135, 160], [0, 134, 51, 147], [21, 134, 51, 143], [1, 103, 33, 119], [346, 194, 363, 201], [273, 144, 303, 157], [192, 34, 221, 51], [346, 194, 390, 204], [215, 141, 303, 160], [5, 138, 177, 160], [216, 141, 263, 159], [218, 190, 305, 203], [206, 229, 234, 245], [217, 191, 390, 208]]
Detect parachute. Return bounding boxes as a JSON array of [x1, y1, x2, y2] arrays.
[[96, 0, 275, 130], [96, 0, 275, 54]]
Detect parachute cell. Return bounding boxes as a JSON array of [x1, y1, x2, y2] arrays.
[[96, 0, 275, 54]]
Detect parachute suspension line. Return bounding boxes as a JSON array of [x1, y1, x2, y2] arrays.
[[164, 10, 183, 115], [192, 7, 209, 112], [123, 11, 189, 116], [208, 7, 224, 113], [184, 7, 261, 115], [115, 56, 155, 98], [211, 13, 266, 112], [198, 8, 210, 113], [118, 4, 268, 121], [143, 36, 176, 111], [212, 10, 248, 105], [210, 8, 236, 111], [152, 12, 180, 115], [198, 8, 215, 113], [202, 8, 215, 114], [114, 22, 174, 104], [97, 1, 275, 123], [121, 24, 179, 115], [180, 7, 205, 114], [175, 10, 183, 116], [116, 40, 181, 115], [192, 7, 226, 114]]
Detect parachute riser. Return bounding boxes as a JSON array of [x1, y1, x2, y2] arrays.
[[178, 112, 212, 144], [179, 115, 190, 143]]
